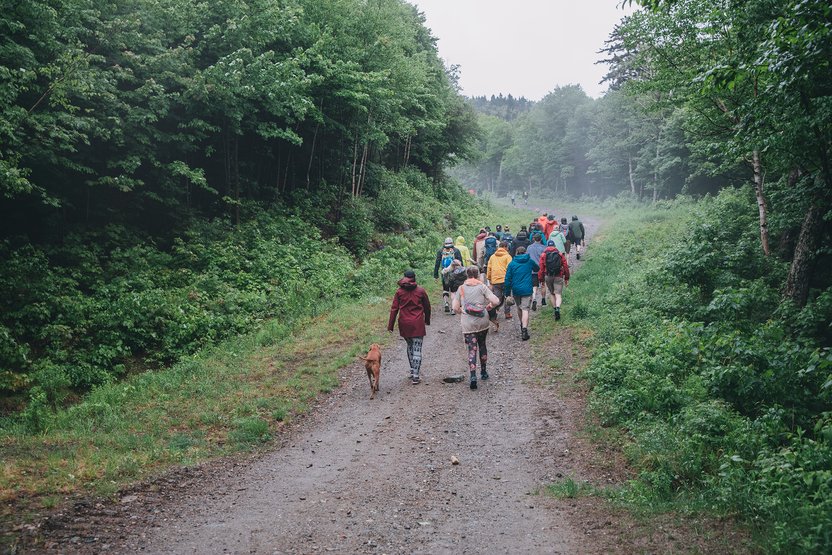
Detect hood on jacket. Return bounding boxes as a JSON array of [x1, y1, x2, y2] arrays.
[[455, 236, 466, 245], [398, 277, 417, 290], [493, 247, 510, 257], [475, 232, 487, 240], [513, 253, 531, 263], [544, 245, 559, 253]]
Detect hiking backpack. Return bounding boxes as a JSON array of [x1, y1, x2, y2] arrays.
[[484, 236, 497, 263], [545, 250, 563, 276], [440, 248, 456, 273]]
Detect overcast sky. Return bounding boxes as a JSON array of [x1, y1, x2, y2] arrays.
[[411, 0, 635, 100]]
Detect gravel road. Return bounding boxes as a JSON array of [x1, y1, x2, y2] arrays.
[[26, 218, 602, 555]]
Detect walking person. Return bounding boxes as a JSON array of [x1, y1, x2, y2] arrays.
[[473, 228, 488, 272], [486, 240, 513, 323], [388, 270, 432, 384], [509, 229, 530, 256], [452, 266, 500, 390], [538, 240, 570, 321], [568, 215, 586, 260], [560, 217, 572, 259], [433, 237, 463, 313], [548, 224, 567, 254], [526, 232, 547, 310], [523, 190, 528, 205], [454, 235, 473, 267], [504, 246, 539, 341]]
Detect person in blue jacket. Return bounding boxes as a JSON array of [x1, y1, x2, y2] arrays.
[[503, 246, 540, 341]]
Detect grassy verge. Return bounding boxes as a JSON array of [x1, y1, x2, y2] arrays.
[[1, 197, 535, 532], [539, 190, 832, 553]]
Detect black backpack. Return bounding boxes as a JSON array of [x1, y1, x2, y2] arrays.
[[545, 250, 562, 276]]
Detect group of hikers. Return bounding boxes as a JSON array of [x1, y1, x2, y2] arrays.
[[387, 212, 586, 390]]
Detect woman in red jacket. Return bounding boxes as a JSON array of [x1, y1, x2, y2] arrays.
[[388, 270, 432, 384]]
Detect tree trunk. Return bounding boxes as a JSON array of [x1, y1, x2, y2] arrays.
[[236, 137, 241, 225], [751, 149, 770, 256], [783, 202, 823, 307], [628, 155, 636, 194]]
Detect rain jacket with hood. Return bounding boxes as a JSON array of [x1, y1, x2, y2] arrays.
[[455, 236, 473, 266], [509, 231, 530, 256], [504, 253, 540, 298], [472, 232, 488, 268], [548, 230, 567, 253], [388, 277, 431, 338], [544, 217, 558, 239], [538, 247, 570, 282], [486, 247, 512, 285], [568, 218, 585, 242]]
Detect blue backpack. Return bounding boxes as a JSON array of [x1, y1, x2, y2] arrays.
[[484, 236, 498, 265]]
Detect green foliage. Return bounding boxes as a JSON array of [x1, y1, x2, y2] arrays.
[[573, 190, 832, 552], [228, 417, 271, 446]]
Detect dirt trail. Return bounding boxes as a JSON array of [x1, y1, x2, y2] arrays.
[[28, 219, 607, 554]]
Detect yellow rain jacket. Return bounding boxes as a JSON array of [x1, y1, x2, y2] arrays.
[[486, 248, 512, 285], [455, 236, 473, 266]]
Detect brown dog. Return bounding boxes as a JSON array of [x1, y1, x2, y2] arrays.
[[359, 344, 382, 399]]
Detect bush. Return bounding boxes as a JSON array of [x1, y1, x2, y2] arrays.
[[573, 187, 832, 552]]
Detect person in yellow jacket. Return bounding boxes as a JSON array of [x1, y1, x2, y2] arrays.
[[486, 241, 513, 322], [455, 236, 473, 267]]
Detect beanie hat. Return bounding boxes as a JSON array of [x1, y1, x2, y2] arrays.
[[404, 270, 416, 279], [547, 240, 555, 246], [444, 237, 453, 247]]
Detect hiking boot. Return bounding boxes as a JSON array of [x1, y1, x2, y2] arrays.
[[470, 379, 478, 390], [541, 297, 547, 306], [522, 328, 530, 341], [491, 319, 500, 333], [411, 374, 421, 384], [577, 252, 581, 260], [444, 303, 451, 313], [555, 307, 561, 321], [532, 299, 537, 312], [480, 370, 489, 381]]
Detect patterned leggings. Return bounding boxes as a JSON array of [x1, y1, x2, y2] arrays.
[[405, 336, 424, 377], [463, 330, 488, 374]]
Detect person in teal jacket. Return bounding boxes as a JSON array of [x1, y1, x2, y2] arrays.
[[503, 246, 540, 341], [548, 227, 567, 254]]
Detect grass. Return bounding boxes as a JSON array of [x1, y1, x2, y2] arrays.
[[547, 476, 598, 499], [0, 292, 395, 516], [0, 199, 517, 529]]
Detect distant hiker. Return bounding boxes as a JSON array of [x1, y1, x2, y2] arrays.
[[568, 216, 586, 260], [523, 190, 529, 205], [538, 241, 570, 321], [434, 237, 463, 313], [473, 228, 488, 271], [511, 192, 516, 206], [453, 266, 501, 390], [510, 229, 531, 257], [455, 235, 473, 267], [525, 232, 547, 310], [486, 240, 513, 323], [388, 270, 432, 384], [504, 246, 539, 341], [560, 217, 572, 255], [548, 225, 567, 254], [483, 233, 498, 275]]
